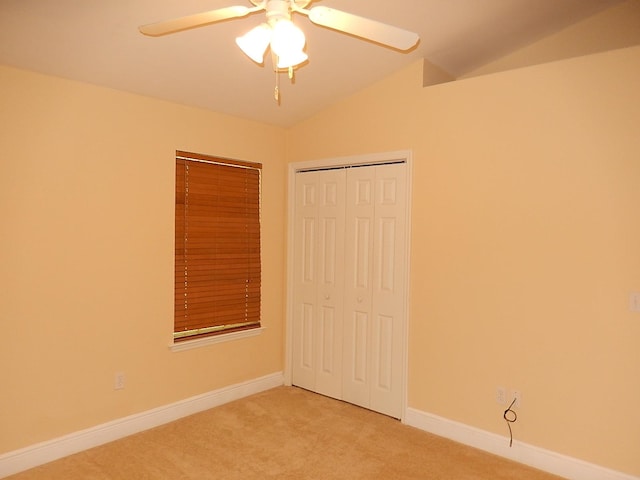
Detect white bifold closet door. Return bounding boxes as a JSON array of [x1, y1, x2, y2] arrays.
[[292, 162, 407, 419], [292, 167, 346, 400]]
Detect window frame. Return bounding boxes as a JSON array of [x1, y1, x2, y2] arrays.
[[172, 150, 262, 350]]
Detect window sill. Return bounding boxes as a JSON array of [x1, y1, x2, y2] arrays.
[[169, 327, 264, 353]]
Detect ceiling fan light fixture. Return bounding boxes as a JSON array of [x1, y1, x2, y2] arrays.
[[140, 0, 421, 102], [270, 19, 307, 67], [235, 23, 272, 64]]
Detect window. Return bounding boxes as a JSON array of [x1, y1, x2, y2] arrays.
[[174, 151, 261, 342]]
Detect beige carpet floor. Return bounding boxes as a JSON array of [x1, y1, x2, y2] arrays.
[[7, 386, 565, 479]]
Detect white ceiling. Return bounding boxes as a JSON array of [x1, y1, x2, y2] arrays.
[[0, 0, 624, 127]]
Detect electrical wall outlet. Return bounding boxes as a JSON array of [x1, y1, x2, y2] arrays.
[[496, 386, 507, 405], [114, 372, 125, 390], [630, 292, 640, 312]]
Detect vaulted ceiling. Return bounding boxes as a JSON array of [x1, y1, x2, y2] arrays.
[[0, 0, 625, 126]]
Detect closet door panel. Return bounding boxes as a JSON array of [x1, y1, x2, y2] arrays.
[[292, 176, 319, 390], [314, 170, 346, 399], [343, 168, 375, 408], [370, 164, 407, 418]]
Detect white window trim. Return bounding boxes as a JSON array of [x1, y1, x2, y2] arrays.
[[169, 327, 264, 353]]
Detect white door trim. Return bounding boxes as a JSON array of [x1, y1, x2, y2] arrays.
[[285, 150, 413, 421]]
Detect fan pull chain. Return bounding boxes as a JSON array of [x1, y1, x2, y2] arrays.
[[271, 58, 299, 104]]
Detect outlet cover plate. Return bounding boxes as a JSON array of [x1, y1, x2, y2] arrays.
[[630, 292, 640, 312], [496, 386, 507, 405]]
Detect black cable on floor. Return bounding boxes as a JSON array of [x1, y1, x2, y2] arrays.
[[503, 397, 517, 447]]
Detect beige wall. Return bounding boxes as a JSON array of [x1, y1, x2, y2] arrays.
[[287, 47, 640, 476], [2, 7, 640, 479], [0, 66, 288, 453]]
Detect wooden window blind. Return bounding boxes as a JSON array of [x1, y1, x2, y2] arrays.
[[175, 151, 261, 341]]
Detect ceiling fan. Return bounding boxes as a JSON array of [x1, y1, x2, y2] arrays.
[[139, 0, 420, 71]]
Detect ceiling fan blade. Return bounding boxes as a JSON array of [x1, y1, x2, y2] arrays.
[[139, 6, 255, 37], [307, 6, 419, 51]]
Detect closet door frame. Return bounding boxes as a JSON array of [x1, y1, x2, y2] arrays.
[[285, 150, 413, 421]]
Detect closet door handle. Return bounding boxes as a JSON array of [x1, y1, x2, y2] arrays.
[[324, 294, 330, 300], [357, 297, 363, 303]]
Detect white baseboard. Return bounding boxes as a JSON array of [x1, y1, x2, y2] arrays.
[[0, 372, 284, 479], [404, 407, 639, 480]]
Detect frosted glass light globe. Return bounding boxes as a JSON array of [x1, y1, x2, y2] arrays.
[[270, 19, 306, 58]]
